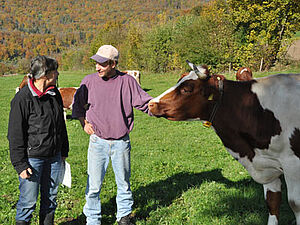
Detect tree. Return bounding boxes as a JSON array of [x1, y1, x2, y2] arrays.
[[141, 24, 174, 72], [89, 21, 126, 67], [123, 24, 143, 70], [227, 0, 300, 70], [169, 0, 239, 72]]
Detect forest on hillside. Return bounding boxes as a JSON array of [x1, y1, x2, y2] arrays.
[[0, 0, 299, 75], [0, 0, 201, 73]]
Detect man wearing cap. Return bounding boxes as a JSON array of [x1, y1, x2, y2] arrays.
[[72, 45, 153, 225]]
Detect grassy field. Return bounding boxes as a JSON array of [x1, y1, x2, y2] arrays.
[[1, 67, 300, 225]]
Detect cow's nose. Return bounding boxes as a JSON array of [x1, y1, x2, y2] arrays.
[[148, 100, 157, 111]]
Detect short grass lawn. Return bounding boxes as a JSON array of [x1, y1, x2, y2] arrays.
[[1, 67, 299, 225]]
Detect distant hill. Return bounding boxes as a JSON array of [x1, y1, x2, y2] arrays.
[[1, 0, 202, 33], [0, 0, 203, 64]]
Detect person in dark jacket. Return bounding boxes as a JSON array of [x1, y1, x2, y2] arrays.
[[7, 55, 69, 225]]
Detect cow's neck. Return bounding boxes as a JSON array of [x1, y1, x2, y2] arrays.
[[203, 79, 224, 126], [210, 80, 282, 161]]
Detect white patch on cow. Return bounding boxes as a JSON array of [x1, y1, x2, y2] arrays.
[[58, 87, 78, 90], [186, 62, 208, 78], [267, 215, 278, 225], [196, 65, 208, 75], [151, 71, 199, 103], [252, 74, 300, 154], [240, 68, 248, 74], [263, 178, 282, 198], [226, 146, 283, 184], [151, 87, 176, 103], [125, 70, 141, 85]]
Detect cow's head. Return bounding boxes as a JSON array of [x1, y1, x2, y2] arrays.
[[236, 67, 253, 81], [148, 61, 225, 121]]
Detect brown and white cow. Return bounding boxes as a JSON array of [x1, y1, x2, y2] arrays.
[[16, 75, 77, 120], [236, 66, 253, 81], [123, 70, 141, 85], [15, 75, 29, 93], [148, 61, 300, 225]]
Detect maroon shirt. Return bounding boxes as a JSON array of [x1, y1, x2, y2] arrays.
[[72, 71, 153, 140]]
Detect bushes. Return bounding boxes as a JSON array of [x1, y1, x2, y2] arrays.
[[140, 24, 175, 72]]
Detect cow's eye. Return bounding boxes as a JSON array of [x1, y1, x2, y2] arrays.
[[180, 85, 193, 94]]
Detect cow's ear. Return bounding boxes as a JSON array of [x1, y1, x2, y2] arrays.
[[186, 60, 209, 79], [208, 75, 226, 88], [186, 60, 197, 71]]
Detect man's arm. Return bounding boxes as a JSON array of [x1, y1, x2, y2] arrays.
[[131, 79, 153, 115]]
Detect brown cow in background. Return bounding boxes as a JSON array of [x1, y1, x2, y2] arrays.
[[236, 67, 253, 81]]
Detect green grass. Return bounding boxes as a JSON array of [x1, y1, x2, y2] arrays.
[[1, 68, 299, 225]]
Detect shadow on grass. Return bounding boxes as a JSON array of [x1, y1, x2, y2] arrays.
[[58, 169, 271, 225]]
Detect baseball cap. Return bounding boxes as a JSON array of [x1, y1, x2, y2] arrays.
[[90, 45, 119, 63]]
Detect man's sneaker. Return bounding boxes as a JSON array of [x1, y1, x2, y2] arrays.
[[117, 214, 134, 225]]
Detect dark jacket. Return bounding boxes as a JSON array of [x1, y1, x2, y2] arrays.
[[7, 85, 69, 174]]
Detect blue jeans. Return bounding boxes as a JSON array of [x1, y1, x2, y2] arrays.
[[83, 134, 133, 225], [16, 154, 62, 222]]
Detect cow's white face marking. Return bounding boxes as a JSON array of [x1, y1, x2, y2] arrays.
[[151, 71, 199, 103]]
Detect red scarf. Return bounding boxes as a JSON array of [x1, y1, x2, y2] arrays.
[[29, 78, 55, 98]]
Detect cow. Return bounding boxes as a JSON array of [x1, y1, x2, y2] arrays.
[[58, 87, 78, 119], [16, 75, 77, 120], [123, 70, 141, 85], [15, 75, 29, 93], [148, 60, 300, 225], [236, 66, 253, 81]]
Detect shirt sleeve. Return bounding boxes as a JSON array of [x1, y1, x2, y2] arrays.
[[130, 78, 153, 115], [60, 119, 69, 157], [72, 81, 89, 119], [7, 95, 30, 175]]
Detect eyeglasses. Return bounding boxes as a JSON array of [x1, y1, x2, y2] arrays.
[[96, 61, 109, 67]]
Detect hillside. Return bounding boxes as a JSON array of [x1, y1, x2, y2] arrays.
[[0, 0, 202, 63]]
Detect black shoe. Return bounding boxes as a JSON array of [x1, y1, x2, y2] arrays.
[[118, 214, 134, 225], [39, 212, 54, 225]]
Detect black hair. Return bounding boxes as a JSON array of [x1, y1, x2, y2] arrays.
[[30, 55, 58, 79]]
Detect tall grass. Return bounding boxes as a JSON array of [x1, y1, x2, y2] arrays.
[[0, 68, 299, 225]]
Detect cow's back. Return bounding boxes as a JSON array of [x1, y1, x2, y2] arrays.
[[252, 74, 300, 132]]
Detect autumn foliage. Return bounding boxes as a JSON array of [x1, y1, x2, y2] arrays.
[[0, 0, 299, 75]]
